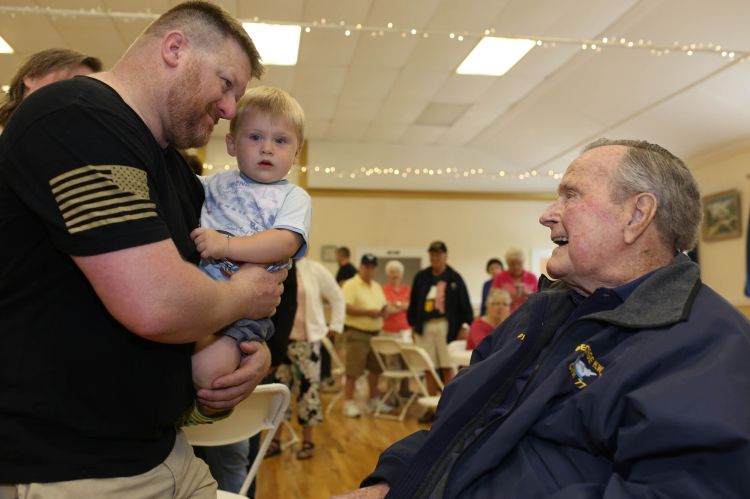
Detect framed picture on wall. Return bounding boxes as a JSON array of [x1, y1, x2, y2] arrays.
[[702, 189, 742, 242], [320, 244, 338, 262]]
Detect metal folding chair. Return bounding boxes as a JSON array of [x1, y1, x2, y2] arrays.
[[370, 336, 419, 420], [184, 384, 290, 497]]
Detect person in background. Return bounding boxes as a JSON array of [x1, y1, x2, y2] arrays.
[[381, 259, 413, 399], [341, 254, 392, 418], [267, 257, 345, 460], [479, 258, 504, 316], [335, 245, 358, 285], [343, 138, 750, 498], [0, 2, 283, 497], [381, 260, 412, 343], [466, 288, 512, 350], [408, 241, 473, 423], [0, 48, 102, 131], [491, 247, 538, 312], [322, 245, 358, 392]]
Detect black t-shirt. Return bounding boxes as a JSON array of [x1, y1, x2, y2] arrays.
[[336, 262, 357, 284], [0, 77, 204, 482]]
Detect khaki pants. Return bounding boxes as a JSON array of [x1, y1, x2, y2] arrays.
[[415, 318, 452, 368], [0, 432, 216, 499]]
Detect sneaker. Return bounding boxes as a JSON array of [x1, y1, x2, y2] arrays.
[[343, 400, 361, 418], [367, 397, 396, 415]]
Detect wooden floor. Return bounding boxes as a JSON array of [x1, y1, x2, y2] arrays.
[[255, 390, 426, 498]]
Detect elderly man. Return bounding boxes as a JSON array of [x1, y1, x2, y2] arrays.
[[0, 2, 285, 497], [343, 139, 750, 498]]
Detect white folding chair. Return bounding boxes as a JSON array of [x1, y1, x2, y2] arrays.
[[399, 344, 445, 411], [448, 339, 472, 368], [280, 420, 299, 450], [184, 383, 290, 498], [321, 335, 347, 416], [370, 336, 419, 421]]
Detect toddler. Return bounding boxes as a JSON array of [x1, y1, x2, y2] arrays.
[[190, 86, 310, 391]]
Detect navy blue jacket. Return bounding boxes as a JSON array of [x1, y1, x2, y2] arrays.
[[365, 255, 750, 498], [408, 265, 474, 342]]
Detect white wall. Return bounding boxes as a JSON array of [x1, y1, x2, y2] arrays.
[[691, 140, 750, 307], [307, 195, 556, 309]]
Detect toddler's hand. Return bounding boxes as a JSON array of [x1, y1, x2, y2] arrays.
[[190, 227, 229, 259]]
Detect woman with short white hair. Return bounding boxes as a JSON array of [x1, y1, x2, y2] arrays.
[[466, 288, 512, 349], [382, 260, 412, 343]]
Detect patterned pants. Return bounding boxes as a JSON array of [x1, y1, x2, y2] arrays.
[[274, 340, 322, 427]]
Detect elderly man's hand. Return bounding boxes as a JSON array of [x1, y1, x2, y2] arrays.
[[230, 263, 287, 320], [196, 341, 271, 411], [331, 483, 390, 499]]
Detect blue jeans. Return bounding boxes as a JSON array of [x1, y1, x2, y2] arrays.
[[193, 440, 249, 494]]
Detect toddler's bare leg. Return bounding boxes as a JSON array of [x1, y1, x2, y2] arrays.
[[192, 335, 241, 390]]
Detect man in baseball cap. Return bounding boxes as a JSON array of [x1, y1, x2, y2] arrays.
[[340, 252, 392, 417], [407, 240, 473, 422], [428, 241, 448, 253]]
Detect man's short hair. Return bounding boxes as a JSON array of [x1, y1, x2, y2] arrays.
[[337, 246, 351, 258], [583, 138, 702, 252], [144, 1, 264, 80], [229, 86, 305, 145]]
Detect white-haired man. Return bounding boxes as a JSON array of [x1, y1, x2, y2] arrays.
[[340, 139, 750, 498], [0, 2, 286, 497]]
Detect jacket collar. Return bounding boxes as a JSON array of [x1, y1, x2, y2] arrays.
[[539, 253, 701, 329]]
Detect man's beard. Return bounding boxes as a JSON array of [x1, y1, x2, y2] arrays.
[[165, 64, 215, 149]]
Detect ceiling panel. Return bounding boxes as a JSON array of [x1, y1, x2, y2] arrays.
[[371, 98, 428, 125], [338, 63, 399, 100], [291, 64, 347, 97]]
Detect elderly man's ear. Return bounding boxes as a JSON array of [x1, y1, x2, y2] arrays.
[[623, 193, 657, 244]]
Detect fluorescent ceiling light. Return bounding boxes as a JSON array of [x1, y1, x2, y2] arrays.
[[456, 37, 534, 76], [0, 35, 14, 54], [243, 22, 300, 66]]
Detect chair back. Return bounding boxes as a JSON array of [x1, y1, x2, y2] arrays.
[[400, 344, 445, 393], [184, 383, 290, 496], [370, 336, 404, 373]]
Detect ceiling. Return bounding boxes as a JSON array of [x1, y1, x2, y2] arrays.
[[1, 0, 749, 193]]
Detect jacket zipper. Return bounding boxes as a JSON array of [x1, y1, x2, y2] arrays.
[[426, 317, 580, 498]]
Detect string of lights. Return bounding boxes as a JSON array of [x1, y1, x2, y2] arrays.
[[202, 163, 563, 182], [0, 5, 748, 60]]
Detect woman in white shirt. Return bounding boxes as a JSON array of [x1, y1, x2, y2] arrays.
[[268, 258, 345, 460]]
